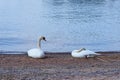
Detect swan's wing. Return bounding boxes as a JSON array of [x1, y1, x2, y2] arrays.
[[85, 50, 99, 54], [71, 50, 86, 57], [27, 48, 45, 58], [83, 50, 101, 57], [87, 54, 97, 57]]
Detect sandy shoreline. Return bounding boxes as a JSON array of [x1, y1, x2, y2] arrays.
[[0, 52, 120, 80]]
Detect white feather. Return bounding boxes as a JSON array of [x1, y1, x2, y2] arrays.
[[27, 48, 45, 58], [71, 49, 100, 58]]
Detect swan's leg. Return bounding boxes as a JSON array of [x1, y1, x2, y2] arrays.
[[85, 55, 88, 59]]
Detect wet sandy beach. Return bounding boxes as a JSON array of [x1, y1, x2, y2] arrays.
[[0, 52, 120, 80]]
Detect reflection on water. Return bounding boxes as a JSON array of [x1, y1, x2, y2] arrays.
[[0, 0, 120, 53]]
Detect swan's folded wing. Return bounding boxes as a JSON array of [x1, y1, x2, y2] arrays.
[[87, 53, 101, 57]]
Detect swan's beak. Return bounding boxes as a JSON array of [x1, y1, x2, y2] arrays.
[[44, 39, 46, 41]]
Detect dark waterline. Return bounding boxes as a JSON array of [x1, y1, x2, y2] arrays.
[[0, 0, 120, 53]]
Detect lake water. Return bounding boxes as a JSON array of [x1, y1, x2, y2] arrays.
[[0, 0, 120, 53]]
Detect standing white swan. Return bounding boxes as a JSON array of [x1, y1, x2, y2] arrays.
[[71, 48, 101, 58], [27, 36, 46, 58]]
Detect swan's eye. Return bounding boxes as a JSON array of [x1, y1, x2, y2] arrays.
[[43, 37, 46, 40]]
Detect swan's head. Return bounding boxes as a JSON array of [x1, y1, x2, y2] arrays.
[[40, 36, 46, 41]]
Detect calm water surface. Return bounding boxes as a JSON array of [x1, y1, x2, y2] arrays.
[[0, 0, 120, 53]]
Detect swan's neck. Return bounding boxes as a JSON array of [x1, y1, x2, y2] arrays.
[[77, 49, 83, 52], [78, 48, 86, 52], [38, 39, 41, 49]]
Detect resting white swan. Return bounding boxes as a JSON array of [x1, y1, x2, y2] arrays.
[[27, 36, 46, 58], [71, 48, 101, 58]]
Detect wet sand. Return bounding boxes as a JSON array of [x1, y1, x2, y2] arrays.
[[0, 52, 120, 80]]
